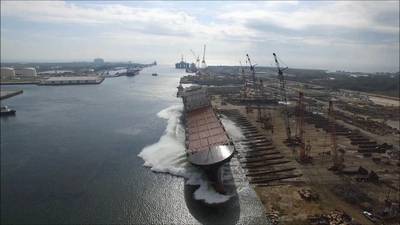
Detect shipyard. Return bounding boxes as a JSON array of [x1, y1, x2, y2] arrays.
[[174, 46, 400, 224], [1, 1, 399, 225]]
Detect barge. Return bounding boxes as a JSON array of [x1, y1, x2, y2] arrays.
[[180, 86, 234, 193], [40, 76, 104, 85]]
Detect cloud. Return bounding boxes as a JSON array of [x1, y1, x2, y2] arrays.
[[3, 1, 397, 44], [217, 1, 399, 44], [247, 21, 398, 46], [0, 1, 399, 72], [0, 1, 203, 37]]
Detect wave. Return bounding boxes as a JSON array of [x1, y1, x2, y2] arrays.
[[138, 105, 232, 204]]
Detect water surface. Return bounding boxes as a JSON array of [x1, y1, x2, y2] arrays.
[[1, 65, 268, 224]]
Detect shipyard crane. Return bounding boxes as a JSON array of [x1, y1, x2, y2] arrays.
[[239, 60, 245, 77], [190, 49, 200, 68], [273, 53, 292, 143], [245, 54, 256, 85], [328, 100, 344, 170], [201, 44, 207, 68]]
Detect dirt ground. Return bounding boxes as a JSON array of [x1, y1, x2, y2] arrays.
[[214, 94, 399, 224]]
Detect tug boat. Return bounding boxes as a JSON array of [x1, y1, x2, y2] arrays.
[[1, 106, 16, 116]]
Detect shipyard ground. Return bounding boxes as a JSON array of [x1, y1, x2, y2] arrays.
[[210, 88, 399, 225]]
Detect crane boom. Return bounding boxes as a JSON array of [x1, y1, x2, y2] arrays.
[[239, 61, 245, 75], [201, 44, 207, 68], [246, 54, 256, 85], [190, 49, 200, 68], [190, 49, 197, 59], [273, 53, 291, 141]]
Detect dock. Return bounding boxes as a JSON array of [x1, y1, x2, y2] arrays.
[[40, 76, 104, 85], [0, 90, 23, 100]]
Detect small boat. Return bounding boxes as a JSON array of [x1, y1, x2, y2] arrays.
[[152, 73, 158, 76], [1, 106, 16, 116]]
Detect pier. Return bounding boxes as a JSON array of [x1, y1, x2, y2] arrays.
[[0, 90, 23, 100]]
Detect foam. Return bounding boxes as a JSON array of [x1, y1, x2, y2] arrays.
[[138, 105, 232, 204], [220, 116, 245, 141]]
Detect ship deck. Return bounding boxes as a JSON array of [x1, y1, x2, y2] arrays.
[[186, 106, 230, 154]]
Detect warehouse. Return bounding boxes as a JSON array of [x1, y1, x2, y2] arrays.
[[0, 67, 16, 79], [15, 67, 37, 77]]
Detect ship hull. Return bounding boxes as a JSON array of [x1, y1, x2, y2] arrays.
[[126, 72, 139, 76], [183, 107, 235, 193], [203, 164, 227, 194], [0, 109, 16, 116], [180, 86, 234, 193]]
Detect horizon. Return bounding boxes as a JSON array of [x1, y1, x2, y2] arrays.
[[1, 60, 400, 74], [1, 1, 399, 73]]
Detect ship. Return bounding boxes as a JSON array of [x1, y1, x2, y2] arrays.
[[179, 86, 234, 193], [126, 67, 141, 76], [1, 106, 16, 116]]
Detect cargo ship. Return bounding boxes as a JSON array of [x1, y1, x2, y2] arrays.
[[179, 86, 234, 193]]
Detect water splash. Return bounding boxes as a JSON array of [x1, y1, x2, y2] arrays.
[[138, 105, 232, 204], [220, 116, 245, 141]]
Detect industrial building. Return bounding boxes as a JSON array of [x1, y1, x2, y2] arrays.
[[15, 68, 37, 77], [93, 58, 105, 65], [0, 67, 16, 79]]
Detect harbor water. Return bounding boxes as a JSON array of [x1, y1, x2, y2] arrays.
[[1, 65, 268, 224]]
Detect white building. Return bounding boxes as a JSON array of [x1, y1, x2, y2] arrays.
[[15, 67, 37, 77], [0, 67, 16, 79]]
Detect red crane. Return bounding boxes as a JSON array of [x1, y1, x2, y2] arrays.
[[328, 100, 343, 170]]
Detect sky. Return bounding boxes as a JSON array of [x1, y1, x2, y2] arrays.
[[1, 1, 399, 72]]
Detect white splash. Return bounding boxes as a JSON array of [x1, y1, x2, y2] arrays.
[[220, 116, 245, 141], [138, 105, 232, 204]]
